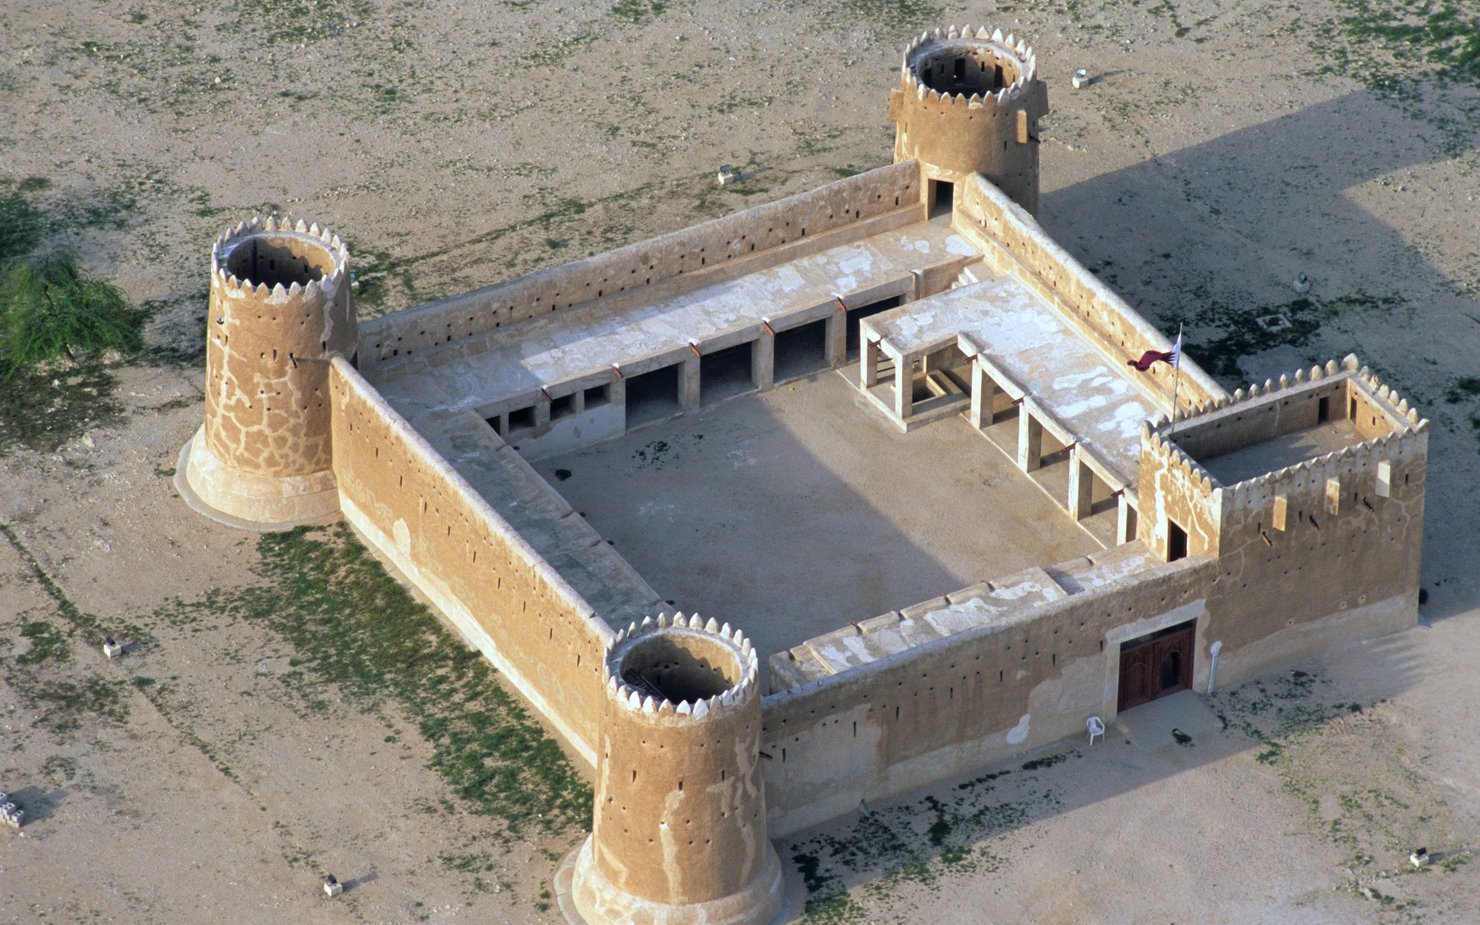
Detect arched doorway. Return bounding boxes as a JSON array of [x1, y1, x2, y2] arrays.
[[1117, 620, 1195, 712]]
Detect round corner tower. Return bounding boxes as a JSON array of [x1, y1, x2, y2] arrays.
[[176, 216, 356, 529], [888, 25, 1049, 215], [571, 614, 782, 925]]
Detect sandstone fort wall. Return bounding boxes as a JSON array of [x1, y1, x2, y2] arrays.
[[954, 175, 1224, 411], [1139, 365, 1427, 686], [1199, 381, 1426, 681], [328, 357, 611, 763], [757, 555, 1213, 836], [358, 163, 923, 372]]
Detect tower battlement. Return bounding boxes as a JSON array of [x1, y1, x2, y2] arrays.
[[890, 26, 1049, 214], [176, 216, 356, 530], [571, 614, 782, 925]]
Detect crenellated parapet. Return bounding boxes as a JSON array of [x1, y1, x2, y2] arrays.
[[570, 614, 782, 925], [890, 26, 1049, 214], [1139, 355, 1428, 563], [176, 216, 356, 529], [1141, 420, 1222, 494]]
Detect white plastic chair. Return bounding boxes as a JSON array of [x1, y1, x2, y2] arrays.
[[1086, 716, 1105, 746]]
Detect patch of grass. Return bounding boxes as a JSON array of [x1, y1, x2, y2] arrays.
[[0, 191, 43, 263], [440, 851, 494, 873], [17, 620, 69, 665], [1327, 0, 1480, 87], [23, 675, 130, 734], [611, 0, 666, 24], [235, 0, 370, 45], [176, 525, 592, 837], [0, 357, 126, 454], [802, 892, 866, 924], [1442, 375, 1480, 404], [42, 754, 78, 782], [1020, 751, 1068, 771], [0, 186, 142, 451], [0, 524, 131, 736], [1187, 291, 1394, 382], [831, 0, 940, 35], [0, 252, 142, 373], [789, 760, 1043, 919]]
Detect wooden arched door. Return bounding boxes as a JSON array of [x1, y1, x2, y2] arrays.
[[1117, 621, 1195, 712]]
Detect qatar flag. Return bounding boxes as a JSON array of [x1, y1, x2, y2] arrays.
[[1128, 332, 1181, 371]]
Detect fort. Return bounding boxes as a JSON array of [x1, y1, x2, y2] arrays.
[[173, 25, 1427, 925]]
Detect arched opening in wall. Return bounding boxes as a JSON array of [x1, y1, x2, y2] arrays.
[[1116, 619, 1195, 712], [1160, 650, 1182, 690]]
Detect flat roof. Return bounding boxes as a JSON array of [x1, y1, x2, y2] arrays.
[[373, 219, 977, 422], [1195, 418, 1370, 485], [863, 274, 1168, 490]]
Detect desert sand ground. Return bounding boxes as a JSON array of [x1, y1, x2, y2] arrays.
[[1, 1, 1478, 922]]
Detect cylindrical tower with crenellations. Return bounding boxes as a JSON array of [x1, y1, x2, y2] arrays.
[[889, 26, 1049, 215], [176, 216, 355, 529], [571, 613, 782, 925]]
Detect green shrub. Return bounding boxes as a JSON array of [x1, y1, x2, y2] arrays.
[[0, 192, 43, 263], [0, 251, 140, 373]]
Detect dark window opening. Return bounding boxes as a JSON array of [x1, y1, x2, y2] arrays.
[[1160, 650, 1182, 690], [930, 179, 954, 218], [1167, 521, 1188, 562], [774, 319, 829, 381], [625, 364, 681, 428], [585, 384, 611, 409], [550, 393, 576, 421], [845, 295, 903, 361], [699, 341, 757, 407], [953, 58, 966, 81], [507, 405, 535, 434], [486, 415, 503, 436], [1318, 396, 1330, 424], [1349, 396, 1358, 418]]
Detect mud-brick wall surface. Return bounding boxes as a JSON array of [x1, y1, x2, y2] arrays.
[[329, 358, 612, 763], [956, 176, 1225, 410], [1170, 379, 1349, 461], [358, 162, 923, 370], [1204, 425, 1426, 661], [758, 557, 1212, 837]]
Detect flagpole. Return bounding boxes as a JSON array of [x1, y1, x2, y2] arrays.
[[1169, 323, 1183, 434]]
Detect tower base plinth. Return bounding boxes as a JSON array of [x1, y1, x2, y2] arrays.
[[563, 836, 785, 925], [175, 426, 341, 532]]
